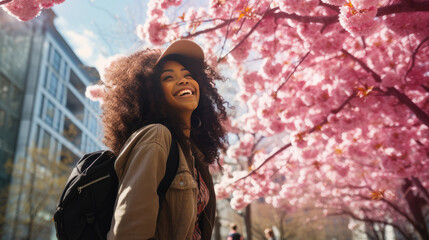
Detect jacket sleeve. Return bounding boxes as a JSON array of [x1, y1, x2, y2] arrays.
[[107, 133, 170, 239]]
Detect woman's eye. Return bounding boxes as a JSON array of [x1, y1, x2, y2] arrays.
[[185, 74, 193, 79], [163, 76, 173, 81]]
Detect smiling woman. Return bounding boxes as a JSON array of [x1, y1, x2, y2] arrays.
[[97, 40, 228, 240], [159, 59, 200, 135]]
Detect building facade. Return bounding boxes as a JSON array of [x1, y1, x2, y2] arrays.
[[0, 9, 104, 240]]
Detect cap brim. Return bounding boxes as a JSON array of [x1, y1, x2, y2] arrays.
[[155, 39, 204, 65]]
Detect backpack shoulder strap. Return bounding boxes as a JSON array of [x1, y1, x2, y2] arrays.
[[157, 135, 179, 205]]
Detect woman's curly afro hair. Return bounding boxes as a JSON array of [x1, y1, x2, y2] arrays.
[[101, 48, 228, 165]]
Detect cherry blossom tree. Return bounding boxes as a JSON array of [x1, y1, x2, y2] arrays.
[[0, 0, 64, 21], [139, 0, 429, 239]]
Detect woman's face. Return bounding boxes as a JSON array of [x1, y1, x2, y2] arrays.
[[160, 60, 200, 115]]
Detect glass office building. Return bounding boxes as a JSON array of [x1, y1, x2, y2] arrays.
[[0, 10, 104, 240]]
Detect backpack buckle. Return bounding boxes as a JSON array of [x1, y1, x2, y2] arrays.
[[86, 212, 95, 224]]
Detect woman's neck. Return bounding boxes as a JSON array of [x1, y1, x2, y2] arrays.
[[181, 113, 192, 138], [183, 128, 190, 138]]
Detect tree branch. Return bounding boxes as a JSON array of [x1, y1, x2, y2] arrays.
[[341, 49, 382, 82], [274, 11, 338, 24], [0, 0, 12, 5], [183, 19, 232, 38], [219, 9, 236, 59], [377, 1, 429, 16], [385, 87, 429, 128], [319, 0, 340, 13], [231, 92, 355, 183], [217, 1, 273, 62], [331, 210, 413, 240], [342, 49, 429, 128], [380, 198, 417, 229], [275, 51, 311, 94], [411, 176, 429, 204], [230, 142, 292, 184], [182, 0, 429, 42], [403, 36, 429, 81]]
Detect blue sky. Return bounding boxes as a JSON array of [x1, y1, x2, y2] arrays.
[[50, 0, 238, 106], [51, 0, 207, 71], [52, 0, 147, 70]]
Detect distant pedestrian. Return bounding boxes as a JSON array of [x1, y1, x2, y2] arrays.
[[264, 228, 276, 240], [227, 223, 244, 240]]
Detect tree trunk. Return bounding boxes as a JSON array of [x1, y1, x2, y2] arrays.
[[244, 204, 252, 240], [278, 211, 286, 240], [402, 178, 429, 240], [214, 214, 221, 240], [26, 217, 34, 240]]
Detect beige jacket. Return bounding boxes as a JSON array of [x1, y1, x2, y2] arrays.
[[106, 124, 199, 240]]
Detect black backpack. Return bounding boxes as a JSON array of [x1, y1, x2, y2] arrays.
[[53, 139, 179, 240]]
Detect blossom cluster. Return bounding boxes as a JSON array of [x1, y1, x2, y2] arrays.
[[1, 0, 64, 21]]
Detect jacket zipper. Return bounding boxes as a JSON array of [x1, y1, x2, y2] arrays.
[[77, 174, 110, 194]]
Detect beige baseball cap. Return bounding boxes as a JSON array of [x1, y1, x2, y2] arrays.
[[155, 39, 204, 65]]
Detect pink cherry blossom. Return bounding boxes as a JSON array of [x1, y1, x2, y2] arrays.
[[82, 0, 429, 237], [2, 0, 40, 21], [321, 0, 345, 6], [1, 0, 65, 21], [339, 4, 379, 37], [85, 84, 105, 103], [278, 0, 319, 15]]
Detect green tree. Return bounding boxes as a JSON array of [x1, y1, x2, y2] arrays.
[[1, 147, 71, 240]]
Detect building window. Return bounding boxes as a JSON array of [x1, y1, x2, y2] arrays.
[[48, 72, 58, 97], [39, 95, 45, 118], [69, 70, 86, 96], [52, 139, 60, 160], [58, 81, 64, 103], [52, 49, 61, 73], [0, 77, 9, 100], [63, 116, 82, 148], [44, 66, 49, 88], [7, 115, 17, 136], [61, 62, 68, 80], [87, 115, 98, 135], [41, 130, 51, 152], [87, 139, 96, 153], [11, 85, 22, 111], [44, 100, 55, 126], [66, 89, 84, 121], [47, 43, 52, 64], [60, 145, 78, 165], [55, 109, 62, 131], [0, 109, 5, 128]]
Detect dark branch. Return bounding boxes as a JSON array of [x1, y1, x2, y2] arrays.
[[183, 1, 429, 41], [231, 92, 356, 184], [0, 0, 12, 5], [331, 210, 413, 240], [218, 1, 273, 62], [403, 36, 429, 81], [184, 19, 232, 38], [341, 49, 382, 82], [275, 51, 311, 94], [386, 87, 429, 128], [219, 9, 236, 59], [421, 84, 429, 93], [230, 142, 292, 185], [319, 0, 340, 13], [377, 1, 429, 16], [411, 176, 429, 204], [342, 49, 429, 128], [274, 11, 338, 24]]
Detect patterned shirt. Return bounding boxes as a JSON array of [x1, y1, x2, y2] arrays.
[[192, 169, 210, 240]]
